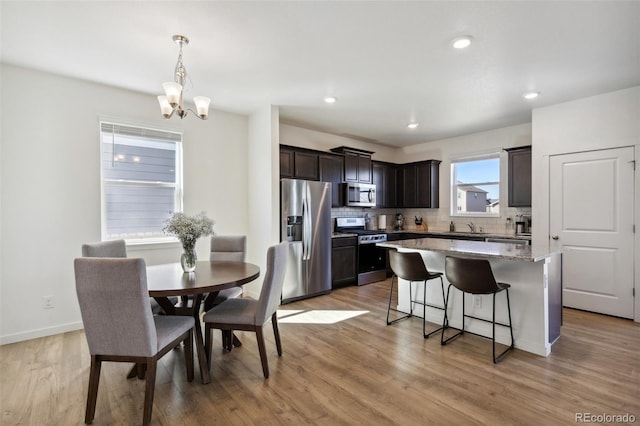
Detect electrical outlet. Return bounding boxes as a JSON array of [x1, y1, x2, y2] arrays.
[[473, 295, 482, 309], [43, 295, 54, 309]]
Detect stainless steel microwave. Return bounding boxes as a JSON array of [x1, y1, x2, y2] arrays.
[[343, 182, 376, 207]]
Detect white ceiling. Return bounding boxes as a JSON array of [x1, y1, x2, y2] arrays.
[[2, 1, 639, 147]]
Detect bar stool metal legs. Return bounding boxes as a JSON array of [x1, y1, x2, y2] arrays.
[[421, 275, 447, 338], [493, 289, 514, 363], [386, 274, 414, 325], [386, 250, 447, 339], [440, 256, 515, 363]]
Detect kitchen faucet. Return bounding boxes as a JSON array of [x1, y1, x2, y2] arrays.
[[467, 222, 475, 233]]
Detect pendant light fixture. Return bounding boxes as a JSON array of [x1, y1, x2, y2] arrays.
[[157, 35, 210, 120]]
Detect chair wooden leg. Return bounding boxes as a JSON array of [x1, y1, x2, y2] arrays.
[[85, 355, 101, 424], [185, 330, 194, 381], [255, 326, 269, 379], [204, 324, 212, 364], [232, 333, 242, 348], [272, 313, 282, 356], [126, 364, 137, 379], [136, 363, 146, 380], [142, 358, 157, 426], [222, 330, 232, 352]]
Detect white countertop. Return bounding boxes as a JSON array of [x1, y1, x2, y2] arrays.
[[377, 237, 559, 262]]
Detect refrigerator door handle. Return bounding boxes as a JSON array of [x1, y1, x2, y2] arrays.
[[302, 191, 311, 260]]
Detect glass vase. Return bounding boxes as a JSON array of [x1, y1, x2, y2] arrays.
[[181, 247, 197, 273]]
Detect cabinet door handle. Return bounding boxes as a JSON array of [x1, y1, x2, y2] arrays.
[[551, 235, 559, 240]]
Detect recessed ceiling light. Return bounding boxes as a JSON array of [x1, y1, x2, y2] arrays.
[[523, 91, 540, 100], [407, 122, 419, 129], [324, 96, 337, 104], [451, 36, 473, 49]]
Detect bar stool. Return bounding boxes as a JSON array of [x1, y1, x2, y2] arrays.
[[386, 249, 447, 338], [441, 256, 514, 363]]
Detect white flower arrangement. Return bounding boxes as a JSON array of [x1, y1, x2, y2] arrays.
[[163, 211, 215, 253]]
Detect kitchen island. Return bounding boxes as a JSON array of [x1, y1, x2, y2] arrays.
[[377, 238, 562, 357]]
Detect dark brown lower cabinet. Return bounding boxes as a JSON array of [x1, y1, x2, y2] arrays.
[[331, 237, 357, 287]]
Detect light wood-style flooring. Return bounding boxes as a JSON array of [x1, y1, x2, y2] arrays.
[[1, 279, 639, 425]]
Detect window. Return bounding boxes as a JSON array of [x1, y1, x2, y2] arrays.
[[100, 122, 183, 241], [451, 154, 500, 216]]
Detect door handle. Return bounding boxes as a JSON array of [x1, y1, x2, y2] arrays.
[[551, 235, 559, 240]]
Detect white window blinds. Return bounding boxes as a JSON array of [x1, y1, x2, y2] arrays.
[[100, 122, 183, 240]]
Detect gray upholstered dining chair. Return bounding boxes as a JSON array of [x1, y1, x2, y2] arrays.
[[81, 240, 177, 314], [74, 257, 194, 426], [203, 241, 288, 379], [205, 235, 247, 350], [208, 235, 246, 304], [81, 239, 128, 258]]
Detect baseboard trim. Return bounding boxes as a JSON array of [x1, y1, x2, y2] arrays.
[[0, 321, 84, 345]]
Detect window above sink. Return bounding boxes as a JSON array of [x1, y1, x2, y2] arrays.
[[451, 152, 500, 218]]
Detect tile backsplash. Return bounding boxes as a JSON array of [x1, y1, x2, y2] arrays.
[[332, 206, 532, 235]]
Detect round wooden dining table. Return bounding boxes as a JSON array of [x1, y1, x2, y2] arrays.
[[146, 260, 260, 384]]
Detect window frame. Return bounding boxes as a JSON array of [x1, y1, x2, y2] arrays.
[[99, 120, 184, 244], [450, 152, 501, 218]]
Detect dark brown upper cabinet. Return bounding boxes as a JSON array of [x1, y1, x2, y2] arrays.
[[280, 148, 294, 178], [372, 161, 398, 208], [331, 147, 373, 184], [279, 145, 319, 181], [319, 154, 344, 207], [399, 160, 440, 208], [506, 146, 532, 207], [294, 151, 319, 180]]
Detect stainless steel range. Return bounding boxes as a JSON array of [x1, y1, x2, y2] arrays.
[[335, 217, 388, 285]]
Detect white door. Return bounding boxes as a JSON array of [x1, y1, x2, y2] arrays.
[[549, 147, 635, 319]]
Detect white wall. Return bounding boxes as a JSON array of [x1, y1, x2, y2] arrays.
[[245, 106, 281, 298], [0, 64, 250, 344], [279, 123, 399, 163], [532, 86, 640, 322]]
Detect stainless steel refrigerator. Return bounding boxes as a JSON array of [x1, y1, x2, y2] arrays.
[[280, 178, 332, 303]]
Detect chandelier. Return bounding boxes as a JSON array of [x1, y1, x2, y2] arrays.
[[157, 35, 210, 120]]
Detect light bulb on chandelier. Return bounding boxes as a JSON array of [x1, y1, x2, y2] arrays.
[[157, 35, 210, 120]]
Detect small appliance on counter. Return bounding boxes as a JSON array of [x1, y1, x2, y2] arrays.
[[415, 216, 428, 230], [394, 213, 404, 231], [378, 214, 387, 230], [364, 213, 378, 230], [515, 214, 532, 235]]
